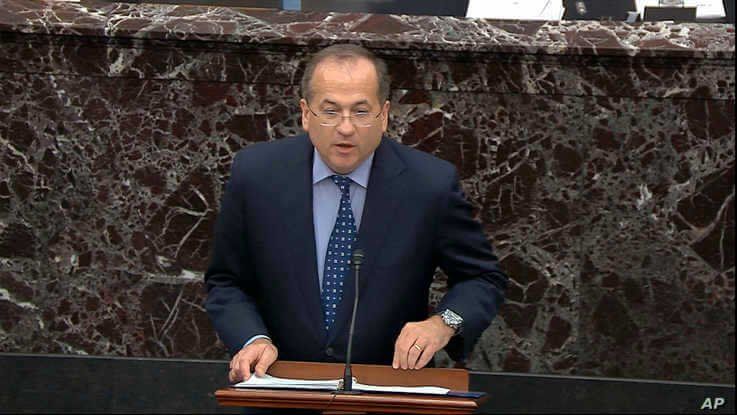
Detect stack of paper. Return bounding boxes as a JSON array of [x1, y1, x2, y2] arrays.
[[236, 374, 341, 391], [234, 374, 451, 396]]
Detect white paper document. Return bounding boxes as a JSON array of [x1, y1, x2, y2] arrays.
[[635, 0, 726, 18], [234, 374, 451, 396], [466, 0, 565, 20]]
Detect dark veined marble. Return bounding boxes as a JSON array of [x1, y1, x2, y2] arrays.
[[0, 0, 733, 383], [0, 0, 734, 59]]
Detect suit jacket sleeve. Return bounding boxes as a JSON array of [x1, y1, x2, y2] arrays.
[[434, 168, 508, 361], [204, 151, 269, 356]]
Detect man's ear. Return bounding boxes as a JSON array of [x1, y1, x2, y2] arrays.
[[381, 100, 391, 132], [299, 98, 310, 131]]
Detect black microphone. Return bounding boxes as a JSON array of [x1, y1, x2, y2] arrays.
[[340, 248, 364, 393]]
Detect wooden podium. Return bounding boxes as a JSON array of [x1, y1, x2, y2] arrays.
[[215, 361, 486, 414]]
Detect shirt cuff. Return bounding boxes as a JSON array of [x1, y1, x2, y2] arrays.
[[243, 335, 271, 349]]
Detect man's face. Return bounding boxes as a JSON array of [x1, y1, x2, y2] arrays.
[[300, 57, 390, 174]]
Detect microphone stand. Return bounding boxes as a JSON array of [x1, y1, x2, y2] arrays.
[[338, 248, 364, 394]]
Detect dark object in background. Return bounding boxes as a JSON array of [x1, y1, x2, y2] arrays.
[[301, 0, 470, 16], [644, 6, 697, 21], [726, 0, 735, 22], [563, 0, 638, 20]]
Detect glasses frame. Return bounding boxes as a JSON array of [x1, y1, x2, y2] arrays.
[[305, 100, 385, 128]]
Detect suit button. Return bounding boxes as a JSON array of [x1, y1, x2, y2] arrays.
[[325, 347, 334, 357]]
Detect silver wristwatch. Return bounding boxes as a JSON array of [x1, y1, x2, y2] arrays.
[[438, 309, 463, 334]]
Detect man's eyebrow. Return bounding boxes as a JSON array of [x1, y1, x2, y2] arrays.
[[319, 99, 371, 107]]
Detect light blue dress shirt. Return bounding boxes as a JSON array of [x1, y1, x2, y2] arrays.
[[244, 148, 374, 348], [312, 148, 373, 290]]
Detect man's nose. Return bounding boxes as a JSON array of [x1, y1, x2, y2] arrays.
[[335, 115, 356, 135]]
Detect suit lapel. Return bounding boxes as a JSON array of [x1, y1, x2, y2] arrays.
[[327, 137, 407, 343], [279, 136, 326, 345]]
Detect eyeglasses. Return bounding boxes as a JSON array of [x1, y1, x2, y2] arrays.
[[306, 102, 384, 128]]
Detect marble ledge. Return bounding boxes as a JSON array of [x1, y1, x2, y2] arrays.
[[0, 0, 733, 60]]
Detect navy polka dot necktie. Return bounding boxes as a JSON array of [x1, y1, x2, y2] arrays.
[[321, 175, 357, 332]]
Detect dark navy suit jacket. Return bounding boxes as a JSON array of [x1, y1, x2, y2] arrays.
[[205, 135, 507, 364]]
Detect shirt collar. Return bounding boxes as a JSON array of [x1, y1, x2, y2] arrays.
[[312, 147, 374, 188]]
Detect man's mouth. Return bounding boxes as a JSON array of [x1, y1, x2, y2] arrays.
[[335, 142, 356, 150]]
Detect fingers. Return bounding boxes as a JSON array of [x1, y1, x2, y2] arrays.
[[393, 323, 432, 370], [254, 344, 278, 377], [406, 342, 425, 370], [230, 349, 255, 382], [393, 317, 455, 370], [393, 324, 415, 370], [229, 359, 236, 383], [415, 346, 435, 370], [228, 354, 241, 383], [229, 341, 279, 383], [392, 326, 408, 369]]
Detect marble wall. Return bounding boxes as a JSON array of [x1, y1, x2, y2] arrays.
[[0, 0, 734, 383]]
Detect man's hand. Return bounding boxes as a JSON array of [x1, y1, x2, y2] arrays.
[[228, 338, 279, 382], [392, 315, 455, 370]]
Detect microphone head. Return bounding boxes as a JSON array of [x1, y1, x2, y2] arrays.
[[352, 249, 365, 266]]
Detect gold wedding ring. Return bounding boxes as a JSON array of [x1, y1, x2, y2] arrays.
[[413, 344, 423, 352]]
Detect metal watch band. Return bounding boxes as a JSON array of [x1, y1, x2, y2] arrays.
[[439, 309, 463, 334]]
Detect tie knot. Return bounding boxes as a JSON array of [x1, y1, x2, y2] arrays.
[[330, 175, 352, 195]]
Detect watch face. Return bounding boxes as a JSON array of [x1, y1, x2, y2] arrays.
[[442, 310, 462, 329]]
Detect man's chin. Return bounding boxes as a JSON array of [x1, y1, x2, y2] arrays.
[[328, 157, 359, 174], [332, 165, 356, 174]]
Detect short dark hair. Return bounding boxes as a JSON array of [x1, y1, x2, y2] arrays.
[[301, 44, 391, 104]]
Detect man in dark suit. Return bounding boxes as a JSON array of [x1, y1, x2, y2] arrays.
[[205, 44, 508, 383]]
